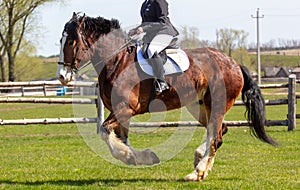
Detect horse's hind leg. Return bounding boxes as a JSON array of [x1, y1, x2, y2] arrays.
[[186, 102, 210, 168], [184, 114, 224, 181], [185, 97, 226, 181], [186, 101, 225, 169], [193, 123, 227, 168]]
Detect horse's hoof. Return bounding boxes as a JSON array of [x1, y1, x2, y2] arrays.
[[149, 151, 160, 164], [141, 149, 160, 165], [126, 154, 138, 165]]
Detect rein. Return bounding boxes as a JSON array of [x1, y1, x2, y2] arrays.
[[76, 33, 143, 73]]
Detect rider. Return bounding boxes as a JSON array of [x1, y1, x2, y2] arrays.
[[134, 0, 179, 94]]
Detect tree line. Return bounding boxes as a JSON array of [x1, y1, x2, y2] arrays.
[[180, 26, 300, 51], [249, 39, 300, 51], [179, 26, 300, 67]]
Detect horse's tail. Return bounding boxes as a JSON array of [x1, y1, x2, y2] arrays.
[[240, 65, 278, 146]]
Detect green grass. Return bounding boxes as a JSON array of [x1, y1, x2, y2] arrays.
[[0, 97, 300, 189], [0, 124, 299, 189]]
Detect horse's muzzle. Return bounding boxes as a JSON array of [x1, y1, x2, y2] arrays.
[[56, 63, 73, 86]]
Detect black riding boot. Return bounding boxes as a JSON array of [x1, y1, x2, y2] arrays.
[[150, 52, 169, 94]]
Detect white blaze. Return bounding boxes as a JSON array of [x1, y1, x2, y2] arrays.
[[58, 32, 67, 63], [56, 32, 73, 84]]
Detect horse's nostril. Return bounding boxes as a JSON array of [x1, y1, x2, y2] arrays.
[[58, 75, 66, 84], [58, 75, 64, 80]]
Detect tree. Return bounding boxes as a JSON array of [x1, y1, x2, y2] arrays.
[[179, 26, 200, 49], [215, 28, 251, 66], [0, 0, 63, 82], [15, 51, 43, 81], [0, 39, 6, 82], [201, 40, 214, 48], [216, 28, 248, 57], [232, 48, 251, 66]]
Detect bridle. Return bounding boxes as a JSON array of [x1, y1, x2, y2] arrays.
[[58, 21, 90, 73]]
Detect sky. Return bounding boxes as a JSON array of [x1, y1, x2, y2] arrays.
[[36, 0, 300, 56]]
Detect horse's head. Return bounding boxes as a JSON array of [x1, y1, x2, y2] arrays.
[[56, 12, 89, 85], [57, 13, 124, 85]]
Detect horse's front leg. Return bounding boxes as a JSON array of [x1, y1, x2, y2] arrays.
[[100, 107, 159, 166], [100, 116, 137, 165]]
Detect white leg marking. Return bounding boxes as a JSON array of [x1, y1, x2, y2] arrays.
[[185, 124, 217, 181], [194, 141, 207, 168], [101, 130, 160, 165]]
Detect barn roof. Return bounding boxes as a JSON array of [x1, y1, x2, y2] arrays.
[[264, 67, 290, 77]]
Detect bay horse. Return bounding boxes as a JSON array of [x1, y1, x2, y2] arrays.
[[56, 13, 277, 181]]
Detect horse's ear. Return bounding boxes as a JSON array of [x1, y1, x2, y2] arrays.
[[79, 13, 86, 27], [72, 12, 77, 19]]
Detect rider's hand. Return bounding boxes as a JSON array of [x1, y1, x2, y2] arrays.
[[137, 27, 144, 34], [128, 29, 136, 36]]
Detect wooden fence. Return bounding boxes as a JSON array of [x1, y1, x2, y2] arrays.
[[0, 75, 298, 131]]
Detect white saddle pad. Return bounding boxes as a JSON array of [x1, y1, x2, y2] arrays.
[[137, 46, 190, 76]]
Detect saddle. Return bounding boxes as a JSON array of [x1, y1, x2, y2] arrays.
[[136, 44, 190, 76]]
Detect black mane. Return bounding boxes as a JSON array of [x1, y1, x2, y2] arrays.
[[64, 14, 121, 41], [83, 16, 121, 39], [63, 20, 79, 40]]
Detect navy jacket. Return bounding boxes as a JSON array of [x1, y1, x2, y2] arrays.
[[140, 0, 179, 43]]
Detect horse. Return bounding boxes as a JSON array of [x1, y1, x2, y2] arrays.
[[56, 12, 277, 181]]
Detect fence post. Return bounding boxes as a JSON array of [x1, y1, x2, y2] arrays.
[[96, 90, 104, 134], [288, 74, 296, 131], [43, 84, 47, 96], [21, 86, 25, 96]]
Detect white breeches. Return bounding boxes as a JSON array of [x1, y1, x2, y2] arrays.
[[147, 34, 174, 58]]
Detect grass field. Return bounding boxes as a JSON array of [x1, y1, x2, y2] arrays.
[[0, 91, 300, 189]]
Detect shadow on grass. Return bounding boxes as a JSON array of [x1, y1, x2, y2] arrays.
[[0, 177, 248, 187], [0, 178, 185, 187]]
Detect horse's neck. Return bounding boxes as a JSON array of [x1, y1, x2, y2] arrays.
[[91, 47, 134, 80], [106, 48, 135, 79], [90, 31, 131, 76]]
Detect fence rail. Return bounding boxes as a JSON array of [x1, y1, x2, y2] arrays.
[[0, 117, 97, 125], [0, 97, 289, 106], [0, 119, 288, 127], [0, 75, 298, 130], [0, 80, 97, 87], [0, 97, 95, 104]]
